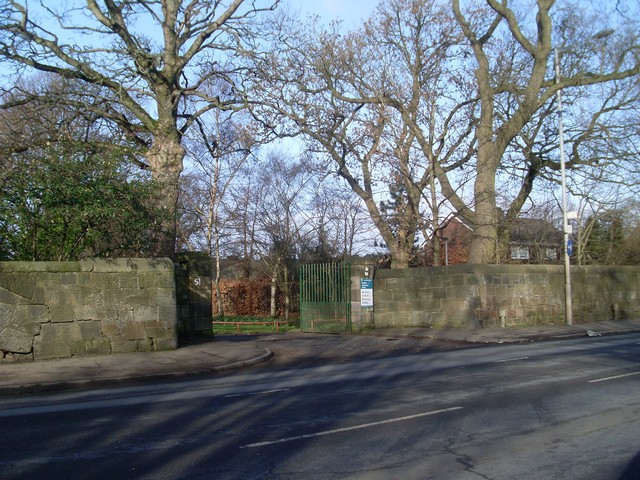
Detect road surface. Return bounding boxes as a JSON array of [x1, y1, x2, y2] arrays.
[[1, 333, 639, 479]]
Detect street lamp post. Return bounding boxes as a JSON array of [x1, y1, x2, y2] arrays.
[[555, 47, 573, 326], [443, 237, 449, 266]]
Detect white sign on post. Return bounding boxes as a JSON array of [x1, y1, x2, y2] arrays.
[[360, 278, 373, 308]]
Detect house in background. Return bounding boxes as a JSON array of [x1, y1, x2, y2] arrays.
[[508, 217, 563, 263], [436, 216, 472, 264], [438, 215, 563, 264]]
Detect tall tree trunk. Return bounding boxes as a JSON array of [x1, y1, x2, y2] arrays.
[[358, 194, 413, 269], [389, 245, 411, 269], [468, 161, 499, 263], [461, 8, 500, 265], [283, 263, 290, 323], [146, 135, 185, 259], [270, 263, 279, 318], [214, 227, 224, 318], [430, 171, 441, 266]]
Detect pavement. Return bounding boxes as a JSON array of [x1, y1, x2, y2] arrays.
[[1, 318, 640, 396]]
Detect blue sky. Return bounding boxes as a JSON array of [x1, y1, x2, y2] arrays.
[[285, 0, 377, 27]]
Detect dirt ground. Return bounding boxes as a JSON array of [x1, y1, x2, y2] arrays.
[[214, 331, 472, 370]]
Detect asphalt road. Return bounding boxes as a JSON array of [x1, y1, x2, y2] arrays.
[[1, 333, 639, 479]]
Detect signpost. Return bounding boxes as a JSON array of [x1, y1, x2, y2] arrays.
[[360, 278, 373, 308]]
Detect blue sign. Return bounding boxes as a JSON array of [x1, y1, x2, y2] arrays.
[[360, 278, 373, 307], [567, 239, 573, 256]]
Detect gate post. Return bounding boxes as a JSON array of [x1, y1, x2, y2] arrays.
[[175, 252, 213, 334], [350, 259, 375, 332]]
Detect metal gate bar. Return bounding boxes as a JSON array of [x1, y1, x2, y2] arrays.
[[300, 262, 351, 333]]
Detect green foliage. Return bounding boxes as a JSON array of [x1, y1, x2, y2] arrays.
[[0, 142, 163, 260], [622, 223, 640, 265], [583, 210, 638, 265], [379, 174, 420, 246]]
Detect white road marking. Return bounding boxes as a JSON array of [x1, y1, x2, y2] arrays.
[[588, 371, 640, 383], [241, 406, 463, 448], [493, 356, 529, 363], [224, 388, 290, 398]]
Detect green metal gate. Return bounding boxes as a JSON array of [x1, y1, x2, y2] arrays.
[[300, 262, 351, 333]]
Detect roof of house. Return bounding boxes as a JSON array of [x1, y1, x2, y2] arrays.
[[508, 218, 563, 246], [438, 215, 563, 247]]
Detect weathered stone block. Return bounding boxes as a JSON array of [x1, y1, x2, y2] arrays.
[[75, 272, 92, 286], [145, 326, 172, 338], [136, 338, 154, 352], [136, 272, 152, 289], [408, 311, 434, 327], [60, 273, 78, 285], [154, 336, 177, 351], [43, 288, 63, 306], [34, 322, 82, 360], [82, 258, 126, 273], [0, 273, 36, 300], [101, 323, 119, 338], [1, 351, 34, 363], [134, 305, 158, 323], [31, 285, 45, 304], [156, 288, 177, 305], [96, 273, 121, 290], [447, 285, 475, 299], [70, 337, 111, 356], [139, 271, 173, 289], [49, 304, 75, 323], [102, 308, 135, 335], [16, 304, 50, 325], [74, 303, 101, 321], [9, 261, 82, 273], [78, 320, 102, 338], [111, 340, 138, 354], [118, 275, 139, 290], [119, 322, 147, 340], [56, 286, 87, 309], [0, 304, 14, 328], [0, 288, 25, 305], [0, 327, 34, 353], [158, 304, 177, 323]]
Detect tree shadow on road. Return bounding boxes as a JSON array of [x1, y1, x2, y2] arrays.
[[619, 451, 640, 480]]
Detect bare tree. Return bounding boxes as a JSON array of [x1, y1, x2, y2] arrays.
[[248, 0, 640, 266], [0, 0, 278, 257], [449, 0, 640, 262], [308, 181, 374, 261], [226, 174, 265, 278], [253, 151, 315, 320], [178, 105, 256, 317], [248, 0, 468, 267]]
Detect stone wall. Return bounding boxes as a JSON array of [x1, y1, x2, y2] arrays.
[[373, 264, 640, 328], [0, 258, 177, 362]]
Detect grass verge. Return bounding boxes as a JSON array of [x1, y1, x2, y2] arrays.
[[212, 316, 300, 334]]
